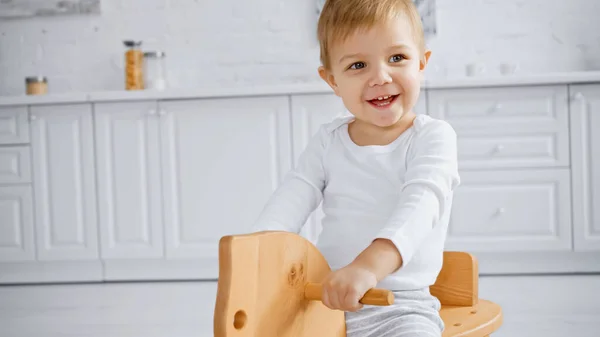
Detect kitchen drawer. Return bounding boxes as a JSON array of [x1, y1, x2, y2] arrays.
[[427, 85, 569, 134], [0, 185, 35, 262], [445, 169, 572, 252], [457, 132, 569, 169], [0, 106, 30, 144], [0, 147, 32, 184]]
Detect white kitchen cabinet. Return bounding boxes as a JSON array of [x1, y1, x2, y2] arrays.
[[446, 169, 572, 252], [3, 103, 104, 283], [94, 101, 164, 261], [427, 84, 582, 274], [158, 96, 292, 275], [0, 185, 35, 262], [2, 77, 600, 283], [0, 105, 38, 282], [570, 84, 600, 252], [30, 104, 100, 261]]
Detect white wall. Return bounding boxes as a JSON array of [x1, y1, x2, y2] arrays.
[[0, 0, 599, 96]]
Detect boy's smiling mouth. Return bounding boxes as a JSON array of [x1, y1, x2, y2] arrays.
[[367, 94, 399, 108]]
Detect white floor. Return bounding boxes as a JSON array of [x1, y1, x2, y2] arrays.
[[0, 275, 599, 337]]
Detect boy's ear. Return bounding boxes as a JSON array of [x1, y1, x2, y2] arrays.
[[419, 50, 432, 71], [318, 66, 340, 96]]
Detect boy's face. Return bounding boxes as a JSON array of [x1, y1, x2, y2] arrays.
[[319, 15, 430, 129]]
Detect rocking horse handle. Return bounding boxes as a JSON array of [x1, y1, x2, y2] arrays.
[[304, 282, 394, 306]]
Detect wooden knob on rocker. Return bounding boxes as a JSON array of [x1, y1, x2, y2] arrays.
[[304, 282, 394, 306]]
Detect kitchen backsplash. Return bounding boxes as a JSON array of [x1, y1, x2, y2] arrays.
[[0, 0, 599, 95]]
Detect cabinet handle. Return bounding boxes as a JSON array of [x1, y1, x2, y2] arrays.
[[573, 92, 585, 101], [492, 144, 504, 154], [491, 102, 502, 112], [488, 102, 502, 114], [495, 208, 506, 216]]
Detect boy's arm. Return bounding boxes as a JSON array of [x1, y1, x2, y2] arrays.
[[361, 121, 460, 276], [250, 126, 328, 234], [349, 238, 403, 282]]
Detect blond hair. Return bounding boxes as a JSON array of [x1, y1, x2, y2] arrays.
[[317, 0, 426, 70]]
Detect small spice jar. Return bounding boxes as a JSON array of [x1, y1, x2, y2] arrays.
[[25, 76, 48, 95]]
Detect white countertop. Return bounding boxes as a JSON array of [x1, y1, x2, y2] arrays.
[[422, 70, 600, 89], [1, 70, 599, 107]]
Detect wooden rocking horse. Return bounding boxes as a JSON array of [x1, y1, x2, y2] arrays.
[[214, 231, 502, 337]]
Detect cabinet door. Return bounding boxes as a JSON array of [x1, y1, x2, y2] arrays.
[[0, 185, 35, 261], [30, 104, 99, 260], [0, 146, 32, 184], [95, 101, 164, 259], [570, 84, 600, 251], [158, 97, 292, 263]]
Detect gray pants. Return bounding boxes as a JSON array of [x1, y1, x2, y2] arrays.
[[345, 288, 444, 337]]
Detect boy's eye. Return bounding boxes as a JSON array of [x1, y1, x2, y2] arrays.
[[349, 62, 366, 70], [390, 54, 405, 63]]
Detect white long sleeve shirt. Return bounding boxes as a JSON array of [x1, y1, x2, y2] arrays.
[[251, 114, 460, 291]]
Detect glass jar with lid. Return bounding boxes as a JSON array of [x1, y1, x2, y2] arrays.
[[123, 40, 144, 90], [144, 51, 167, 91]]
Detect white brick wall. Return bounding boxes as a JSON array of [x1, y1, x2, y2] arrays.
[[0, 0, 599, 95]]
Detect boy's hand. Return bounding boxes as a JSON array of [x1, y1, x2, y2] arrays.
[[320, 263, 378, 312]]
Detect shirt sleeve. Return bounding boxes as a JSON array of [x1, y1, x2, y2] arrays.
[[374, 120, 460, 266], [250, 125, 328, 234]]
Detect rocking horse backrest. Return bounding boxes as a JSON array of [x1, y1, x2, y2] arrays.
[[430, 251, 479, 307]]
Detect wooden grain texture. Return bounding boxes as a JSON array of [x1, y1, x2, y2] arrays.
[[441, 300, 503, 337], [214, 231, 502, 337], [431, 251, 479, 307], [214, 231, 346, 337]]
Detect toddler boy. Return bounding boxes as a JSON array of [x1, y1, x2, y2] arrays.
[[252, 1, 460, 336]]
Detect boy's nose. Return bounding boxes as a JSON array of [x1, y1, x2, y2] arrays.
[[368, 65, 392, 87]]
